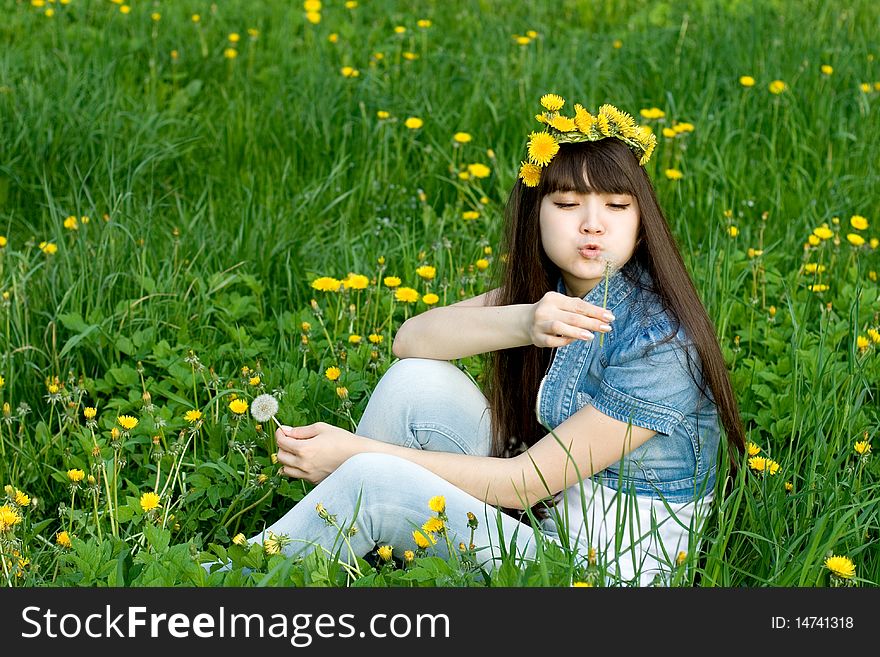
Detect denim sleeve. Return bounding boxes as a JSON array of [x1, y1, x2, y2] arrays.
[[590, 324, 699, 436]]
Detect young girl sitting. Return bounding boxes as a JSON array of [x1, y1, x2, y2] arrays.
[[207, 96, 745, 586]]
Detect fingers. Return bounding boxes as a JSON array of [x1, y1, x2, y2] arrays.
[[275, 422, 322, 443], [564, 297, 616, 322]]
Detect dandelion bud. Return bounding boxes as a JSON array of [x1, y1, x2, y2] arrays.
[[257, 474, 269, 485], [768, 306, 776, 317], [142, 391, 151, 404], [466, 511, 478, 530], [111, 427, 120, 440], [87, 474, 96, 486], [336, 387, 349, 399], [3, 484, 13, 497], [403, 550, 414, 563], [377, 545, 393, 562], [270, 452, 279, 464], [2, 402, 9, 417], [152, 435, 160, 445], [588, 547, 597, 566], [91, 444, 101, 457], [459, 542, 467, 551], [676, 551, 687, 566], [232, 533, 248, 546]]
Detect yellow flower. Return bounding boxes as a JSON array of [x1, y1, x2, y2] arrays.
[[850, 215, 868, 230], [673, 122, 694, 133], [67, 469, 85, 483], [515, 36, 531, 46], [824, 555, 856, 579], [348, 334, 362, 344], [846, 234, 865, 246], [747, 248, 763, 258], [462, 211, 480, 220], [83, 406, 97, 419], [747, 441, 761, 456], [519, 162, 542, 187], [415, 265, 436, 280], [56, 531, 72, 548], [422, 517, 445, 534], [739, 75, 756, 87], [813, 226, 833, 240], [394, 25, 406, 34], [572, 581, 593, 587], [0, 236, 6, 248], [412, 530, 436, 549], [228, 33, 240, 43], [662, 127, 677, 138], [540, 94, 565, 111], [395, 287, 419, 303], [39, 241, 58, 255], [808, 284, 829, 292], [232, 533, 248, 546], [527, 132, 559, 166], [804, 263, 826, 274], [549, 115, 576, 132], [383, 276, 401, 288], [325, 367, 341, 381], [377, 545, 393, 562], [340, 66, 360, 78], [305, 11, 321, 25], [191, 14, 200, 22], [467, 163, 491, 178], [0, 505, 22, 532], [453, 132, 472, 143], [328, 33, 338, 43], [311, 277, 342, 292], [475, 259, 489, 270], [854, 440, 871, 456], [63, 215, 79, 231], [639, 107, 666, 119], [342, 273, 369, 289], [368, 334, 383, 344], [784, 481, 793, 493], [404, 117, 423, 130], [859, 82, 871, 93], [223, 48, 238, 60], [14, 489, 30, 507], [139, 491, 161, 512], [228, 399, 249, 415], [417, 19, 431, 27], [857, 336, 869, 351], [821, 64, 833, 75], [117, 415, 138, 430], [185, 409, 202, 423], [336, 386, 348, 399], [748, 456, 780, 475], [249, 376, 261, 386], [728, 226, 739, 237], [664, 169, 683, 180], [119, 5, 130, 14], [422, 293, 439, 305], [769, 80, 787, 94], [612, 39, 623, 48], [428, 495, 446, 513], [868, 329, 880, 344], [402, 52, 419, 61]]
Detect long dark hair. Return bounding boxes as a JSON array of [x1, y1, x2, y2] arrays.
[[486, 138, 745, 473]]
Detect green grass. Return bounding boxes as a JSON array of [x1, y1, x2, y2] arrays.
[[0, 0, 878, 587]]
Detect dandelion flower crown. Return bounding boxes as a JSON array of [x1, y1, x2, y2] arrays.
[[518, 94, 658, 187]]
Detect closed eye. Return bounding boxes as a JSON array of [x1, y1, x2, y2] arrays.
[[554, 203, 578, 208], [607, 203, 630, 210]]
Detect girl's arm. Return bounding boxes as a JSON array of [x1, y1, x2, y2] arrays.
[[392, 288, 616, 360], [277, 406, 655, 510]]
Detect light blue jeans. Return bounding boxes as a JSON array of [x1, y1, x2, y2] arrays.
[[215, 358, 552, 569]]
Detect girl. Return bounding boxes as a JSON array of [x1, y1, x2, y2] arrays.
[[209, 97, 745, 586]]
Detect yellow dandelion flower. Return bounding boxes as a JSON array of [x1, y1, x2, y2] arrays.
[[83, 407, 97, 419], [540, 94, 565, 111], [739, 75, 756, 87], [232, 533, 248, 546], [377, 545, 393, 562], [857, 336, 870, 351], [821, 64, 833, 75], [428, 495, 446, 513], [824, 555, 856, 579], [185, 409, 202, 423], [747, 441, 761, 456], [665, 169, 683, 180], [639, 107, 666, 119], [119, 5, 131, 14], [63, 216, 78, 231], [40, 242, 58, 255], [748, 456, 780, 475], [328, 33, 339, 43], [0, 505, 22, 532], [467, 163, 491, 178], [527, 132, 559, 166], [224, 48, 238, 60], [402, 52, 419, 61], [854, 440, 871, 456], [368, 334, 384, 344], [462, 210, 480, 220], [417, 19, 431, 28], [813, 226, 833, 240], [453, 132, 472, 143], [867, 329, 880, 344], [383, 276, 401, 288], [519, 162, 542, 187], [228, 399, 248, 415], [249, 376, 261, 386], [404, 117, 423, 130], [422, 517, 445, 534], [728, 226, 739, 237], [191, 14, 200, 22], [549, 115, 576, 132], [596, 113, 611, 136], [808, 284, 829, 292], [67, 469, 85, 483], [747, 248, 763, 258], [228, 33, 240, 43], [14, 490, 30, 507], [662, 127, 677, 138], [325, 367, 341, 382], [859, 82, 871, 93], [342, 273, 369, 289], [117, 415, 138, 431], [612, 39, 623, 48], [804, 263, 826, 274], [475, 259, 489, 270], [340, 66, 360, 78], [850, 215, 868, 230], [56, 531, 72, 548], [139, 491, 161, 512], [415, 265, 436, 280], [784, 481, 793, 492], [673, 122, 695, 133], [412, 530, 436, 549], [376, 110, 390, 119], [395, 287, 419, 303], [769, 80, 787, 94], [422, 293, 439, 305], [311, 277, 342, 292], [305, 12, 321, 24], [847, 233, 865, 246]]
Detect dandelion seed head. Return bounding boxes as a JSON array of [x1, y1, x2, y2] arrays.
[[250, 393, 279, 423]]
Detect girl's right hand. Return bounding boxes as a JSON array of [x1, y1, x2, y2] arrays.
[[526, 291, 615, 348]]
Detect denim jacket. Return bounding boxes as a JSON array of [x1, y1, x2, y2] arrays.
[[535, 259, 720, 503]]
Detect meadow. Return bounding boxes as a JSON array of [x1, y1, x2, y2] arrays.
[[0, 0, 878, 587]]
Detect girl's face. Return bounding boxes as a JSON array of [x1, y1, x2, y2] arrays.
[[538, 177, 641, 298]]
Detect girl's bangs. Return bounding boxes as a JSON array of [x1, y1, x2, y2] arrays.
[[540, 140, 635, 196]]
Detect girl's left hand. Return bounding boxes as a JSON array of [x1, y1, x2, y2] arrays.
[[274, 422, 368, 483]]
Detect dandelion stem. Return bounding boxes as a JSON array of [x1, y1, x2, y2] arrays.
[[221, 489, 273, 529], [599, 261, 612, 347]]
